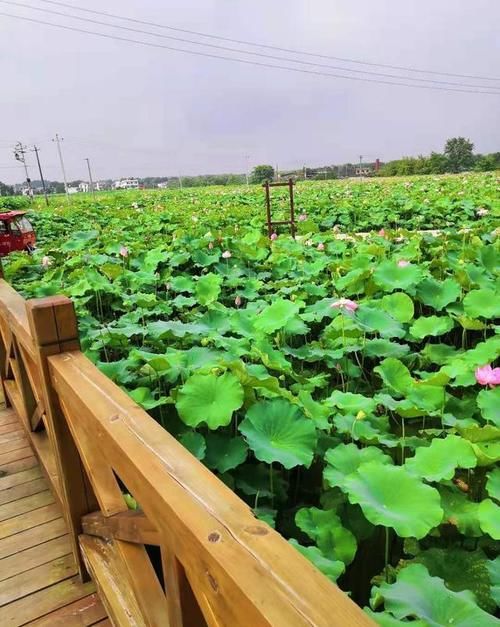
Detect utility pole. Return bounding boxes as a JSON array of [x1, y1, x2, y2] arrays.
[[32, 146, 49, 206], [84, 157, 95, 199], [244, 154, 250, 185], [52, 133, 69, 200], [178, 174, 183, 189], [13, 142, 33, 203], [303, 165, 307, 180], [359, 155, 363, 179]]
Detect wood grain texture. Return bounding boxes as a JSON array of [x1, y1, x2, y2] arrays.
[[51, 352, 373, 627]]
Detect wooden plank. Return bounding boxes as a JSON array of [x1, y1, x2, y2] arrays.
[[24, 592, 107, 626], [0, 490, 54, 522], [27, 297, 94, 580], [0, 575, 95, 626], [0, 429, 25, 445], [80, 534, 147, 627], [92, 620, 112, 626], [0, 477, 48, 506], [82, 510, 160, 545], [0, 456, 38, 476], [0, 422, 23, 435], [0, 516, 67, 559], [0, 412, 17, 426], [3, 380, 27, 426], [0, 446, 33, 466], [31, 430, 61, 504], [0, 466, 43, 491], [0, 534, 71, 580], [51, 352, 373, 627], [0, 436, 29, 455], [0, 553, 76, 606], [59, 397, 124, 517], [0, 503, 61, 540]]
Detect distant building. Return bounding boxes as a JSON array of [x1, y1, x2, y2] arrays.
[[79, 182, 90, 193], [157, 181, 169, 189], [114, 178, 139, 190], [68, 186, 79, 195]]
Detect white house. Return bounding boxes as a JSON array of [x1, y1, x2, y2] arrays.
[[114, 178, 139, 190]]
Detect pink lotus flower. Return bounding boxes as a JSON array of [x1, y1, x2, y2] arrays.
[[234, 295, 242, 307], [119, 246, 129, 258], [475, 365, 500, 387], [378, 228, 386, 237], [208, 242, 214, 250], [298, 213, 307, 222], [398, 260, 410, 267], [41, 255, 52, 268], [270, 233, 278, 241], [317, 242, 325, 251], [222, 250, 232, 259], [330, 298, 358, 313]]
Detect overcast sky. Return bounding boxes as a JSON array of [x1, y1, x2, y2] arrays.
[[0, 0, 499, 183]]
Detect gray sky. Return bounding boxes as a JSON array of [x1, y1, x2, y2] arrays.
[[1, 0, 499, 183]]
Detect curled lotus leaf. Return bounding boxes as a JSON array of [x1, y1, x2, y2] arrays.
[[405, 435, 477, 482]]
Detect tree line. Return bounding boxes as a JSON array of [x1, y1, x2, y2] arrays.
[[379, 137, 500, 176]]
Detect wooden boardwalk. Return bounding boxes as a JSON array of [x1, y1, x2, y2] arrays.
[[0, 405, 109, 626]]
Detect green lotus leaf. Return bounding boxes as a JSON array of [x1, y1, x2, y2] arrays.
[[179, 432, 206, 460], [440, 486, 481, 536], [355, 306, 405, 339], [471, 441, 500, 467], [295, 507, 357, 565], [478, 499, 500, 539], [364, 609, 427, 627], [409, 547, 496, 614], [195, 272, 222, 305], [169, 275, 195, 293], [373, 260, 423, 292], [362, 339, 410, 359], [486, 467, 500, 502], [405, 435, 476, 482], [289, 539, 345, 583], [234, 463, 288, 501], [409, 315, 454, 339], [128, 386, 168, 410], [378, 292, 415, 323], [204, 433, 248, 474], [463, 288, 500, 319], [477, 388, 500, 428], [326, 390, 377, 414], [417, 277, 461, 311], [239, 399, 317, 469], [324, 443, 393, 490], [487, 556, 500, 606], [297, 391, 330, 429], [405, 383, 445, 414], [254, 299, 300, 334], [374, 358, 413, 396], [176, 372, 244, 429], [344, 462, 443, 538], [370, 563, 498, 627]]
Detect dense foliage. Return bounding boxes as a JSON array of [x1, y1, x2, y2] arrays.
[[4, 172, 500, 624]]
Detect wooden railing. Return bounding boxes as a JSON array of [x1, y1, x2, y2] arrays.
[[0, 276, 372, 626]]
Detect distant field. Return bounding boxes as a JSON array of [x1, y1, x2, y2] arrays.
[[17, 171, 499, 239], [3, 171, 500, 622]]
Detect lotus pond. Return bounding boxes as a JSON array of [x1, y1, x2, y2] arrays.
[[4, 173, 500, 625]]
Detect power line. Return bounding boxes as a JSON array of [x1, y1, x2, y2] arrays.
[[2, 11, 499, 95], [2, 0, 499, 91], [34, 0, 500, 83]]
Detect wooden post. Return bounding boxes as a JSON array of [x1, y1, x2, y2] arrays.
[[26, 295, 94, 581]]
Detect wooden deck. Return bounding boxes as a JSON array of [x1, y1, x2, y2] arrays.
[[0, 406, 109, 626]]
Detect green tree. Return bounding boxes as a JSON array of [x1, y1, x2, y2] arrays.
[[251, 165, 275, 184], [444, 137, 474, 173], [0, 181, 14, 196], [474, 153, 500, 172]]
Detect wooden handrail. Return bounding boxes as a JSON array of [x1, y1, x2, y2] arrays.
[[0, 279, 373, 626]]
